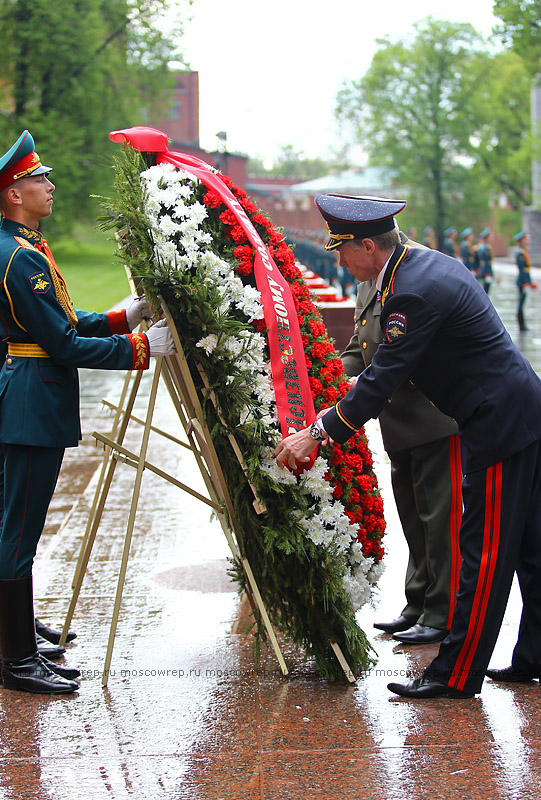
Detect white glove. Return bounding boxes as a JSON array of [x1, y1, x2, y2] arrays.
[[145, 319, 176, 357], [126, 296, 151, 331]]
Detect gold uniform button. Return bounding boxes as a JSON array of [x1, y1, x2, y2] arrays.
[[361, 319, 367, 326], [362, 342, 368, 350], [6, 358, 12, 365]]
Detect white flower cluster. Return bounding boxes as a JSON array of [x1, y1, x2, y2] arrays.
[[140, 162, 382, 612]]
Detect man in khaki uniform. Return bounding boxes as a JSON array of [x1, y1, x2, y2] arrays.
[[340, 232, 462, 644]]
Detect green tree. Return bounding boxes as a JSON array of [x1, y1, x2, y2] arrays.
[[0, 0, 188, 231], [493, 0, 541, 76], [336, 18, 497, 245], [247, 144, 350, 180], [468, 50, 532, 210]]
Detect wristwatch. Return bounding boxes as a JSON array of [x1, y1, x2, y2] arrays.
[[309, 419, 326, 441]]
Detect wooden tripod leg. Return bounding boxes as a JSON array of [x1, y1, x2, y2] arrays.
[[329, 641, 356, 684], [71, 370, 134, 589], [101, 359, 162, 687], [60, 370, 146, 646], [241, 558, 288, 676]]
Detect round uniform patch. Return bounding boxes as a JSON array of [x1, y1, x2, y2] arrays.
[[29, 271, 51, 294], [385, 311, 407, 341]]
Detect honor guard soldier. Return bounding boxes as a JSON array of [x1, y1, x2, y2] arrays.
[[442, 226, 458, 258], [514, 230, 537, 332], [422, 226, 436, 249], [0, 130, 176, 694], [459, 227, 479, 276], [276, 193, 541, 699], [476, 227, 494, 294]]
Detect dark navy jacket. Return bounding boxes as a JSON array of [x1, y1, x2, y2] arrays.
[[0, 218, 148, 448], [324, 244, 541, 472]]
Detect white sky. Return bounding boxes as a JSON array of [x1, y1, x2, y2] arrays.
[[179, 0, 499, 164]]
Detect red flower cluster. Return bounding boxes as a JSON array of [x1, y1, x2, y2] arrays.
[[200, 178, 386, 562]]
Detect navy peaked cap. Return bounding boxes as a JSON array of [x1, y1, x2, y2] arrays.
[[315, 194, 406, 251]]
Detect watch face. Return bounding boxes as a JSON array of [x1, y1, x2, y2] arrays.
[[310, 423, 322, 440]]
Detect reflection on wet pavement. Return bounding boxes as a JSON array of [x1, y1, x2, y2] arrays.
[[0, 259, 540, 799]]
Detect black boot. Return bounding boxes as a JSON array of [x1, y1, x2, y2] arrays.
[[35, 617, 77, 644], [518, 310, 528, 331], [0, 577, 78, 694]]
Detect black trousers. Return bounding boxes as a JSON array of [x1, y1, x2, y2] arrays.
[[425, 438, 541, 694]]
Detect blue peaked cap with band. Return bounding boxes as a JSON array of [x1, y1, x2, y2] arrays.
[[0, 130, 52, 193], [315, 194, 406, 251]]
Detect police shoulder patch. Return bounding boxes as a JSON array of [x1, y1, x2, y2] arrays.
[[29, 271, 51, 294], [385, 311, 407, 341]]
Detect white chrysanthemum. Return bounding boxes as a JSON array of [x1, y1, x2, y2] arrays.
[[259, 452, 298, 485], [196, 334, 219, 355], [159, 215, 181, 237]]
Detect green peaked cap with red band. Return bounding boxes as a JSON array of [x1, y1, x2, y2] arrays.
[[0, 130, 52, 193]]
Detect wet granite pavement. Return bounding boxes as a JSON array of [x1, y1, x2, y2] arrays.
[[1, 258, 541, 800]]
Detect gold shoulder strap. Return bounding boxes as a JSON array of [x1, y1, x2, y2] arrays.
[[14, 236, 78, 327]]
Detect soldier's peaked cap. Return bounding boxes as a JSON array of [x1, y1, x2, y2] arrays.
[[315, 194, 406, 251], [0, 130, 52, 193]]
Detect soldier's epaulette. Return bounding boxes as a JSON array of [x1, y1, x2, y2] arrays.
[[14, 235, 40, 252]]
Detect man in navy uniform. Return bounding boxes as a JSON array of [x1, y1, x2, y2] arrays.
[[0, 130, 175, 694], [340, 230, 462, 646], [276, 193, 541, 698]]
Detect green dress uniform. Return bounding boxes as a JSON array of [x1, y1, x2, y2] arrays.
[[340, 236, 462, 631], [0, 217, 149, 579]]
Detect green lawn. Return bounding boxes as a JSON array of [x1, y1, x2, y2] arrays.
[[52, 224, 132, 311]]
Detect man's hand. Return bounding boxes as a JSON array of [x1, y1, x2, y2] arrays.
[[126, 295, 151, 331], [275, 409, 332, 469], [275, 427, 318, 470], [145, 319, 176, 357]]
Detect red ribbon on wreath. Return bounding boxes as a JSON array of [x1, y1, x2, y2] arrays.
[[110, 126, 317, 471]]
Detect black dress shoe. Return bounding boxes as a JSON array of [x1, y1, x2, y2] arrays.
[[38, 655, 81, 681], [393, 624, 448, 645], [486, 665, 541, 682], [36, 633, 66, 660], [35, 618, 77, 644], [388, 675, 474, 699], [373, 615, 416, 633], [1, 653, 78, 694]]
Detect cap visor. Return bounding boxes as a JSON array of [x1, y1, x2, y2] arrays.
[[30, 164, 52, 176]]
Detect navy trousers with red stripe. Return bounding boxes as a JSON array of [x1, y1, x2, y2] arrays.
[[0, 444, 64, 579], [425, 438, 541, 694]]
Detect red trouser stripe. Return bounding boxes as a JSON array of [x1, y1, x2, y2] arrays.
[[446, 434, 463, 629], [450, 462, 502, 691]]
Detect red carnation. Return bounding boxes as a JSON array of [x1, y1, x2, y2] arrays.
[[219, 209, 237, 226], [203, 191, 224, 209], [323, 386, 338, 405]]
